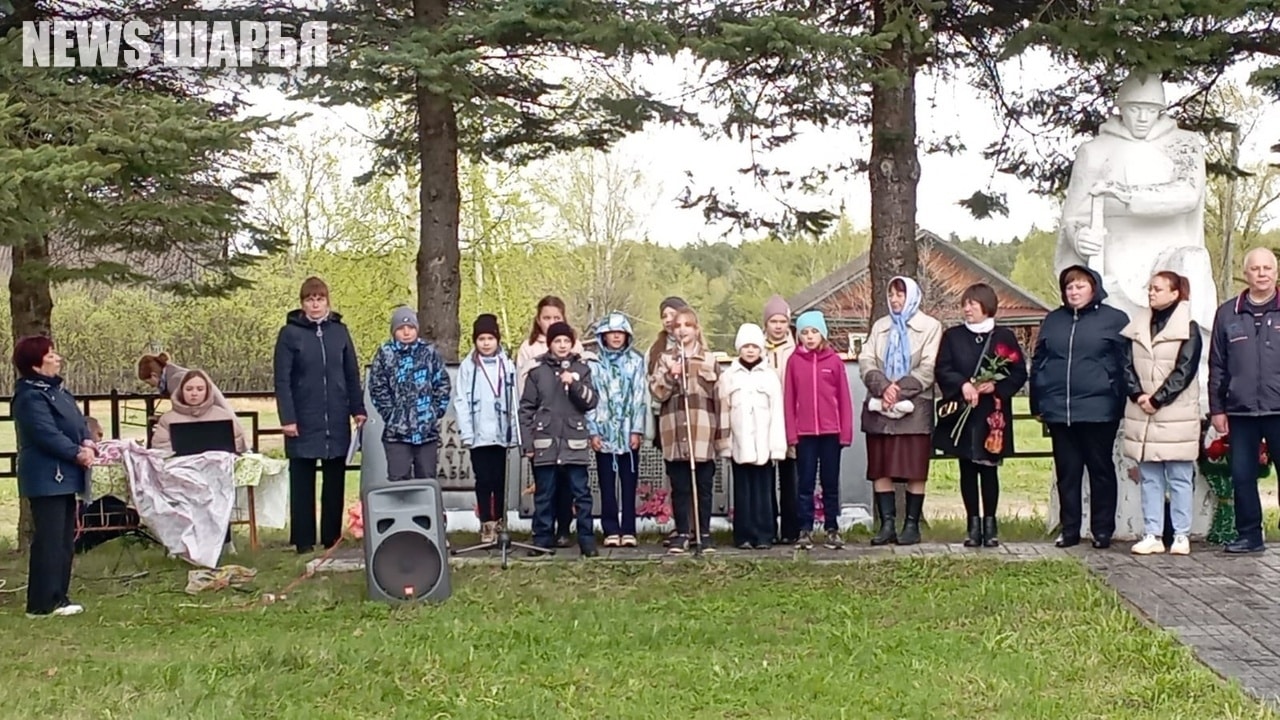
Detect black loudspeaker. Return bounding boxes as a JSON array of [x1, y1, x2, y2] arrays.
[[362, 479, 452, 604]]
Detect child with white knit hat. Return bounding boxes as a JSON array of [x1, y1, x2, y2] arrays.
[[719, 323, 788, 549]]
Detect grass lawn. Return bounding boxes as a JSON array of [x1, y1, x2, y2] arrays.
[[0, 546, 1273, 719]]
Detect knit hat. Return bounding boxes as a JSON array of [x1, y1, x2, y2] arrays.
[[734, 323, 766, 352], [472, 313, 501, 342], [545, 321, 575, 345], [795, 310, 828, 338], [659, 296, 688, 313], [390, 306, 418, 335], [762, 294, 790, 324]]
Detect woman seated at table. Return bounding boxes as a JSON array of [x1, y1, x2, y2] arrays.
[[151, 369, 247, 454]]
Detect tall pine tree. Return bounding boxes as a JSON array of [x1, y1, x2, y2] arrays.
[[292, 0, 681, 360], [675, 0, 1054, 319], [678, 1, 1280, 319], [1, 0, 287, 546]]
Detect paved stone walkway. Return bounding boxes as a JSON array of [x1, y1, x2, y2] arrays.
[[314, 540, 1280, 708], [1082, 549, 1280, 708], [308, 540, 1071, 573]]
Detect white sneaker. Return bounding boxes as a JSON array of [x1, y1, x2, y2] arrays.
[[52, 603, 84, 617], [1170, 535, 1191, 556], [1131, 535, 1164, 555]]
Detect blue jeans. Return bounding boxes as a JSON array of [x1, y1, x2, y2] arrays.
[[1138, 461, 1193, 536], [533, 465, 594, 548], [1227, 415, 1280, 545], [796, 434, 842, 532], [597, 451, 639, 536]]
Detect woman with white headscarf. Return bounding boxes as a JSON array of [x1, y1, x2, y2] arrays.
[[859, 276, 942, 546]]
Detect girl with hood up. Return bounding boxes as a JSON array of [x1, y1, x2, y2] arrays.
[[586, 312, 650, 547], [151, 368, 248, 556], [151, 369, 248, 455], [859, 276, 943, 547], [138, 352, 245, 438], [784, 311, 854, 550]]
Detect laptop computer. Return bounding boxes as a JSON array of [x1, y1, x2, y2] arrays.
[[169, 420, 238, 456]]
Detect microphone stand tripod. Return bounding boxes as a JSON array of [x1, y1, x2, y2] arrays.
[[678, 344, 704, 558], [452, 356, 554, 569]]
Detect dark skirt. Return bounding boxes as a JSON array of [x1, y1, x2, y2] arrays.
[[866, 434, 932, 481]]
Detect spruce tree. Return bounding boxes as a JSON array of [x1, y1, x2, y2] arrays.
[[677, 0, 1280, 319], [0, 0, 287, 547], [292, 0, 682, 360]]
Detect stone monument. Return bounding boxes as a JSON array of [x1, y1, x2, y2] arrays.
[[1048, 71, 1217, 540]]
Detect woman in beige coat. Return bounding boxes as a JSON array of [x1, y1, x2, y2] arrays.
[[859, 276, 942, 546], [151, 369, 248, 454], [1121, 272, 1202, 556]]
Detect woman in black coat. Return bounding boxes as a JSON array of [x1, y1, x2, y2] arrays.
[[1029, 265, 1129, 549], [933, 284, 1028, 548], [12, 335, 94, 617], [273, 276, 366, 554]]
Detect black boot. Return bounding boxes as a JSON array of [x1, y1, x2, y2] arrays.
[[870, 491, 897, 546], [963, 517, 982, 548], [897, 492, 924, 545], [982, 517, 999, 547]]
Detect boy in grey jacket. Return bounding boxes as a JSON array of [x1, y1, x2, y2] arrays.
[[519, 322, 599, 556]]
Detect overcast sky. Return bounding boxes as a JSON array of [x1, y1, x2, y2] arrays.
[[246, 53, 1280, 247]]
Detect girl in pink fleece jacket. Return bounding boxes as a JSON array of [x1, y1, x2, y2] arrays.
[[784, 310, 854, 550]]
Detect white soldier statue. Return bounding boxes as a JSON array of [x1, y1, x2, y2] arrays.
[[1050, 71, 1217, 540], [1056, 71, 1216, 410]]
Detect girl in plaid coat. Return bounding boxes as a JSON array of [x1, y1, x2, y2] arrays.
[[650, 306, 730, 554]]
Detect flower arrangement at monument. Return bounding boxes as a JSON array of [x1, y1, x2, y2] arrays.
[[1200, 436, 1270, 544], [636, 484, 672, 525]]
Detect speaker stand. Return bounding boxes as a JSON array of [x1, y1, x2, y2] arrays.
[[452, 529, 554, 569]]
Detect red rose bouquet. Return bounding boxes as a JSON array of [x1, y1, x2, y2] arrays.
[[950, 343, 1021, 450]]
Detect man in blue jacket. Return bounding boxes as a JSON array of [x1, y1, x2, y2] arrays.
[[1209, 247, 1280, 553]]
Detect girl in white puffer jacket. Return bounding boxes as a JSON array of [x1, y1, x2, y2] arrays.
[[719, 323, 788, 549]]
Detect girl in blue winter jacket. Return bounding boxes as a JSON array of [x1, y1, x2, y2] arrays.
[[453, 314, 518, 544], [586, 312, 650, 547]]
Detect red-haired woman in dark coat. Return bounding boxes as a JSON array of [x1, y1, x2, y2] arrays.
[[12, 336, 94, 617]]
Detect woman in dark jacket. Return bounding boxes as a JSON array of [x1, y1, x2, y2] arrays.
[[273, 276, 366, 554], [933, 283, 1028, 548], [1030, 265, 1129, 549], [12, 335, 94, 617]]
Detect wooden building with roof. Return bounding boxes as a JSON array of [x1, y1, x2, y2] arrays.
[[787, 229, 1054, 354]]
